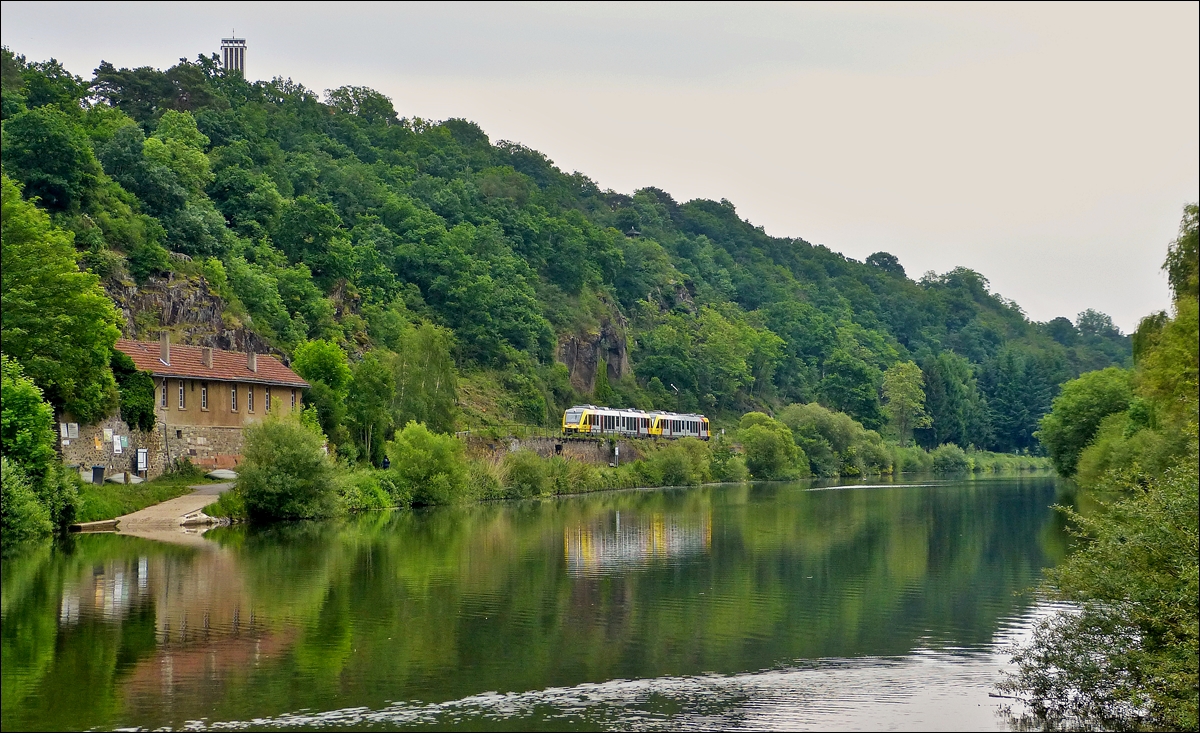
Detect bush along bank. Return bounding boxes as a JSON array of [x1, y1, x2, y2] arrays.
[[209, 401, 1051, 522]]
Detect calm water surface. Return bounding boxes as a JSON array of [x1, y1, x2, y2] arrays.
[[1, 475, 1069, 730]]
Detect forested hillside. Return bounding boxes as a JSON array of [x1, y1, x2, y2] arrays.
[[1, 50, 1130, 462]]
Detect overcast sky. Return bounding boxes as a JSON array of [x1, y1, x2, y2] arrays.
[[4, 1, 1197, 331]]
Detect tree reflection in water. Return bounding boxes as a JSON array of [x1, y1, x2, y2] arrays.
[[1, 475, 1067, 731]]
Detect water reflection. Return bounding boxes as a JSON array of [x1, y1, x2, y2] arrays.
[[565, 510, 712, 574], [2, 475, 1067, 731]]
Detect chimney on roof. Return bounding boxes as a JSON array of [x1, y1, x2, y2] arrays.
[[160, 332, 170, 365], [202, 347, 213, 368], [247, 350, 257, 373]]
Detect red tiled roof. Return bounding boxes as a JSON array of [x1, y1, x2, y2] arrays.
[[115, 339, 309, 388]]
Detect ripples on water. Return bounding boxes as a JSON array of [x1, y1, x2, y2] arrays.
[[2, 475, 1068, 731]]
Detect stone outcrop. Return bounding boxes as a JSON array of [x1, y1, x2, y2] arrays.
[[106, 274, 273, 354], [557, 313, 631, 394]]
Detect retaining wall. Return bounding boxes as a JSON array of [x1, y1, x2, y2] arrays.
[[463, 436, 643, 466]]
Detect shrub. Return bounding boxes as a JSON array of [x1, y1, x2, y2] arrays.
[[548, 457, 602, 494], [467, 458, 504, 499], [722, 455, 749, 482], [893, 445, 933, 473], [739, 413, 802, 479], [338, 469, 393, 512], [239, 414, 337, 520], [778, 402, 882, 476], [1, 457, 52, 545], [655, 445, 695, 486], [386, 421, 468, 505], [503, 449, 549, 498], [931, 443, 969, 473]]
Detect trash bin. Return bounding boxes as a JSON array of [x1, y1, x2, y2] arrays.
[[91, 465, 105, 485]]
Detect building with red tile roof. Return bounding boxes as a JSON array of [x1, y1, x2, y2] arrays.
[[115, 337, 309, 388], [59, 335, 309, 481]]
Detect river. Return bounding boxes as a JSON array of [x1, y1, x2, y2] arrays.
[[1, 474, 1068, 730]]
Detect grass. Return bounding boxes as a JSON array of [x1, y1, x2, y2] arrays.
[[74, 472, 220, 523]]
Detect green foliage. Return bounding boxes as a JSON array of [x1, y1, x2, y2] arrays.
[[738, 412, 802, 480], [110, 350, 156, 432], [777, 401, 887, 477], [1036, 367, 1133, 476], [1, 174, 122, 422], [336, 469, 397, 513], [918, 351, 990, 449], [1, 457, 52, 545], [2, 49, 1134, 453], [593, 360, 614, 404], [2, 106, 100, 212], [502, 450, 550, 498], [385, 421, 468, 505], [1007, 205, 1200, 729], [1163, 203, 1198, 302], [1002, 446, 1199, 731], [238, 414, 337, 521], [0, 355, 58, 482], [881, 360, 930, 446], [346, 350, 394, 464], [930, 444, 969, 474], [292, 339, 351, 445], [379, 319, 459, 433]]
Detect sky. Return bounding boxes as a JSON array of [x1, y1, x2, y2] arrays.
[[3, 1, 1197, 331]]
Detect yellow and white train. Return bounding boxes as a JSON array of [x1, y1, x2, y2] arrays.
[[562, 405, 711, 440]]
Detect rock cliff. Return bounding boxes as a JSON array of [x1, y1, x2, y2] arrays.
[[106, 274, 274, 355], [557, 311, 631, 395]]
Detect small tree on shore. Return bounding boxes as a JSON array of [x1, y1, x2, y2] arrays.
[[882, 361, 931, 447], [239, 414, 336, 521]]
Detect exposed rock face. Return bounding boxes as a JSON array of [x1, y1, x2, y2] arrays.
[[557, 314, 630, 395], [106, 274, 273, 355]]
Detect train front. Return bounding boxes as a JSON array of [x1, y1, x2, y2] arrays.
[[562, 407, 586, 434]]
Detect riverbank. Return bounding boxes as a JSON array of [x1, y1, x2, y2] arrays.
[[73, 471, 224, 524], [207, 417, 1052, 524]]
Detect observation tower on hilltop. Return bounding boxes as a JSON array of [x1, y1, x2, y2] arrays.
[[221, 35, 246, 75]]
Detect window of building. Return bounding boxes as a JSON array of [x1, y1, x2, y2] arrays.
[[291, 389, 296, 408], [248, 386, 254, 412], [201, 383, 208, 410], [231, 385, 237, 412], [178, 380, 185, 409], [265, 386, 271, 412], [161, 380, 167, 408]]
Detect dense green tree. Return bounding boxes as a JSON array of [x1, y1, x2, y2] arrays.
[[0, 48, 1136, 447], [881, 361, 930, 446], [819, 348, 883, 430], [0, 456, 52, 544], [918, 351, 990, 449], [346, 351, 394, 464], [385, 421, 468, 505], [1036, 367, 1132, 476], [2, 106, 100, 212], [1, 175, 121, 421], [0, 355, 58, 482]]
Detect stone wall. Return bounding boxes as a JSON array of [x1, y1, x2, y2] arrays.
[[463, 436, 643, 466], [58, 409, 247, 482]]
